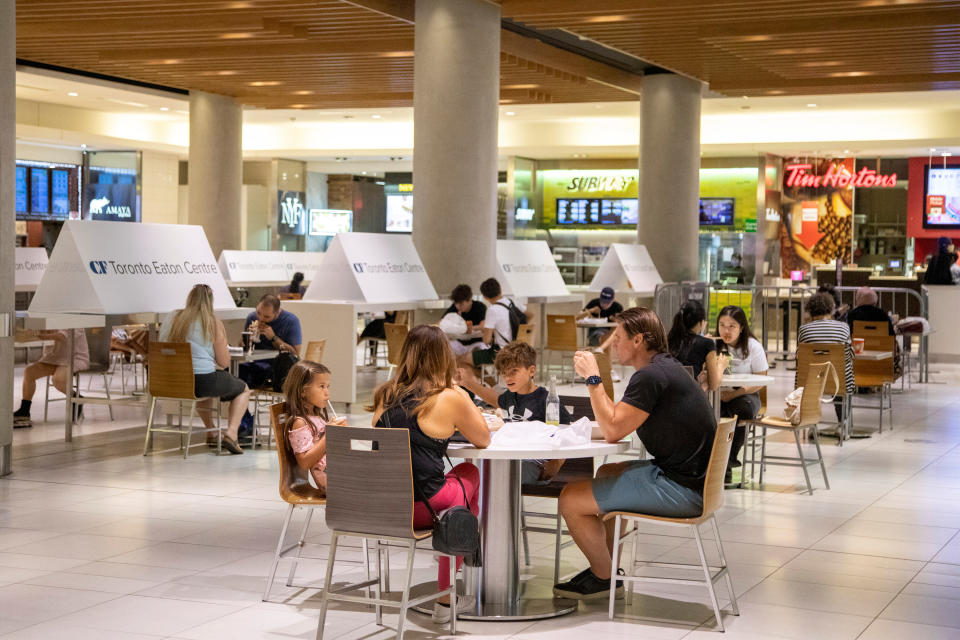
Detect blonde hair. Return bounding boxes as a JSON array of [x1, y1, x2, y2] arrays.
[[282, 360, 331, 429], [167, 284, 215, 343], [368, 324, 456, 417]]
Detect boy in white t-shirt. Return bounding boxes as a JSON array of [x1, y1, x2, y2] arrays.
[[456, 278, 535, 368]]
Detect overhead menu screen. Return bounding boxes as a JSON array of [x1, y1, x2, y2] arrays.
[[924, 167, 960, 229], [15, 166, 27, 213], [557, 198, 637, 226], [30, 167, 49, 214], [51, 169, 70, 215]]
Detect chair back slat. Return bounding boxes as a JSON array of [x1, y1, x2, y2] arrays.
[[148, 342, 195, 399], [546, 315, 579, 352], [304, 339, 326, 363], [798, 362, 830, 426], [325, 425, 417, 538], [797, 343, 846, 397], [270, 402, 322, 503], [594, 350, 615, 401], [516, 323, 535, 346], [559, 394, 594, 421], [852, 321, 889, 342], [278, 292, 302, 300], [701, 418, 737, 518], [384, 323, 408, 366]]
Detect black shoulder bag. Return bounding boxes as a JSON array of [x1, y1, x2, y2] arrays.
[[380, 408, 481, 565]]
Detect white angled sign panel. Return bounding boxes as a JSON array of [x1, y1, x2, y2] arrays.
[[15, 247, 49, 291], [589, 243, 663, 295], [217, 250, 324, 284], [496, 240, 569, 297], [304, 232, 437, 303], [29, 220, 235, 314]]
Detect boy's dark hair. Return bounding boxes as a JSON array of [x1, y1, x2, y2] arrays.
[[479, 278, 501, 299], [494, 341, 537, 372], [451, 284, 473, 304]]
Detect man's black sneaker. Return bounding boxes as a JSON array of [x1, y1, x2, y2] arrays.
[[13, 415, 32, 429], [553, 568, 624, 600]]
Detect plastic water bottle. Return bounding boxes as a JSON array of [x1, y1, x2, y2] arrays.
[[545, 376, 560, 426]]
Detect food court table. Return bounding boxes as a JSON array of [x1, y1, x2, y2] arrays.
[[709, 373, 775, 421], [416, 438, 628, 621], [228, 348, 279, 377], [854, 349, 893, 360], [575, 320, 617, 346]]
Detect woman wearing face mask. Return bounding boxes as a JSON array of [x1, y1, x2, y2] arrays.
[[666, 300, 725, 391], [715, 305, 768, 483]]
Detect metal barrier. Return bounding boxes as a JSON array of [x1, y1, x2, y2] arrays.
[[654, 282, 929, 382]]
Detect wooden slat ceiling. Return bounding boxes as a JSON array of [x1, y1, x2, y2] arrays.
[[16, 0, 960, 109], [498, 0, 960, 96], [14, 0, 636, 109]]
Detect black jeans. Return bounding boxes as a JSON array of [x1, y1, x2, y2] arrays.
[[720, 392, 762, 467]]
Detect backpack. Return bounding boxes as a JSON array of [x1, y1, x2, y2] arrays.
[[495, 300, 528, 342]]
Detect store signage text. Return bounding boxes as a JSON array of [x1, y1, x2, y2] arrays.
[[278, 190, 307, 236], [86, 259, 219, 276], [566, 175, 636, 193], [351, 261, 425, 274], [785, 163, 897, 189], [89, 197, 133, 219], [501, 262, 560, 274]]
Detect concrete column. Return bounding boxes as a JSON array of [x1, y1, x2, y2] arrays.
[[0, 0, 14, 475], [638, 74, 704, 282], [188, 91, 242, 257], [413, 0, 500, 294]]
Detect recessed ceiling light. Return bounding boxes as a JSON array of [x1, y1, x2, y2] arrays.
[[742, 95, 749, 100], [249, 81, 282, 87], [289, 104, 308, 109], [293, 90, 313, 96], [807, 103, 817, 108], [829, 71, 872, 78], [930, 148, 937, 152], [505, 111, 516, 116], [67, 92, 78, 97], [219, 32, 253, 39], [371, 114, 381, 119], [504, 84, 539, 89], [843, 149, 850, 154], [583, 14, 629, 23], [942, 152, 953, 157], [159, 106, 169, 111], [217, 70, 237, 76]]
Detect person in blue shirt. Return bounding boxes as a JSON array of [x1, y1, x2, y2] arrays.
[[238, 294, 303, 436]]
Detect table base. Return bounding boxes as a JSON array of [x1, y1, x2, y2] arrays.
[[409, 581, 577, 621]]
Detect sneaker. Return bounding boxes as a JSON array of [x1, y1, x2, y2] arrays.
[[553, 568, 624, 600], [238, 411, 253, 439], [13, 415, 32, 429], [432, 595, 475, 624]]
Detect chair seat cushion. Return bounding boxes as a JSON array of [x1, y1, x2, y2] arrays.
[[602, 509, 707, 526]]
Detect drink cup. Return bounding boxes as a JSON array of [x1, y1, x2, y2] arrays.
[[242, 331, 253, 354], [853, 338, 865, 354]]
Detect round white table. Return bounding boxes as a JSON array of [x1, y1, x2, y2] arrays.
[[709, 373, 775, 421], [420, 438, 629, 621]]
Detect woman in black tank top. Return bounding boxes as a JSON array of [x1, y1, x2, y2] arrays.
[[370, 325, 490, 618]]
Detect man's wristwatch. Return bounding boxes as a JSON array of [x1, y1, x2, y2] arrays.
[[585, 375, 603, 386]]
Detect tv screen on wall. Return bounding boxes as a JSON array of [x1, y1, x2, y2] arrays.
[[386, 194, 413, 232], [699, 198, 735, 227], [557, 198, 636, 226], [15, 166, 27, 213], [924, 166, 960, 229]]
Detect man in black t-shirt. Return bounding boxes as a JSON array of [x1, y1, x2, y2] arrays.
[[552, 307, 716, 601], [446, 284, 487, 345], [577, 287, 624, 346]]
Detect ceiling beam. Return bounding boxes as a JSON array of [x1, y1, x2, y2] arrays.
[[713, 71, 960, 92], [499, 29, 642, 95], [499, 0, 704, 14], [699, 6, 960, 38], [339, 0, 414, 23], [97, 38, 416, 62], [16, 14, 264, 37]]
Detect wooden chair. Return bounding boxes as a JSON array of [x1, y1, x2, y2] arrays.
[[605, 418, 739, 630], [263, 403, 330, 601], [852, 321, 896, 433], [796, 342, 850, 441], [142, 342, 221, 459], [516, 322, 535, 347], [278, 292, 302, 300], [317, 426, 459, 640], [545, 314, 580, 381], [304, 339, 326, 363], [742, 362, 833, 495], [384, 323, 408, 371]]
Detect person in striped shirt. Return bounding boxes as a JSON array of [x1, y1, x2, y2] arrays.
[[797, 292, 855, 422]]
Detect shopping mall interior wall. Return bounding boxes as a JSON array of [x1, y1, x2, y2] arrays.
[[907, 155, 960, 263], [140, 150, 179, 225]]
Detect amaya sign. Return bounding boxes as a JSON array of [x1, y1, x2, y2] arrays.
[[785, 163, 898, 189]]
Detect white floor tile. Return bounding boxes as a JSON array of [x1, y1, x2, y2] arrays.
[[51, 594, 241, 636]]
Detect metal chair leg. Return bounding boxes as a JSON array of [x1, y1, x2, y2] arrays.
[[143, 396, 157, 456], [44, 375, 50, 421], [793, 430, 813, 495], [811, 427, 830, 490], [183, 401, 197, 460], [286, 508, 315, 586], [710, 515, 739, 616], [449, 550, 457, 635], [315, 532, 339, 640], [608, 515, 622, 620], [263, 503, 295, 601], [694, 524, 724, 631], [395, 541, 417, 640], [520, 507, 530, 567], [758, 425, 768, 485], [553, 510, 563, 586], [375, 541, 383, 625], [102, 373, 114, 420]]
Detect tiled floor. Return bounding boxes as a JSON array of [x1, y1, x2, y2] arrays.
[[3, 361, 960, 639]]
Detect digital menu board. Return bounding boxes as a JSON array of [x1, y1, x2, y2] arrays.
[[51, 169, 70, 215], [557, 198, 638, 226], [924, 167, 960, 229], [386, 194, 413, 232], [699, 198, 735, 227], [30, 167, 49, 214], [15, 166, 27, 213]]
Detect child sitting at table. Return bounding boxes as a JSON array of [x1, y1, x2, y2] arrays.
[[458, 341, 572, 485], [282, 360, 347, 492]]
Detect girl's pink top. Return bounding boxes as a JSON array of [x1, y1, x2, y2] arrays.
[[287, 415, 327, 475]]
